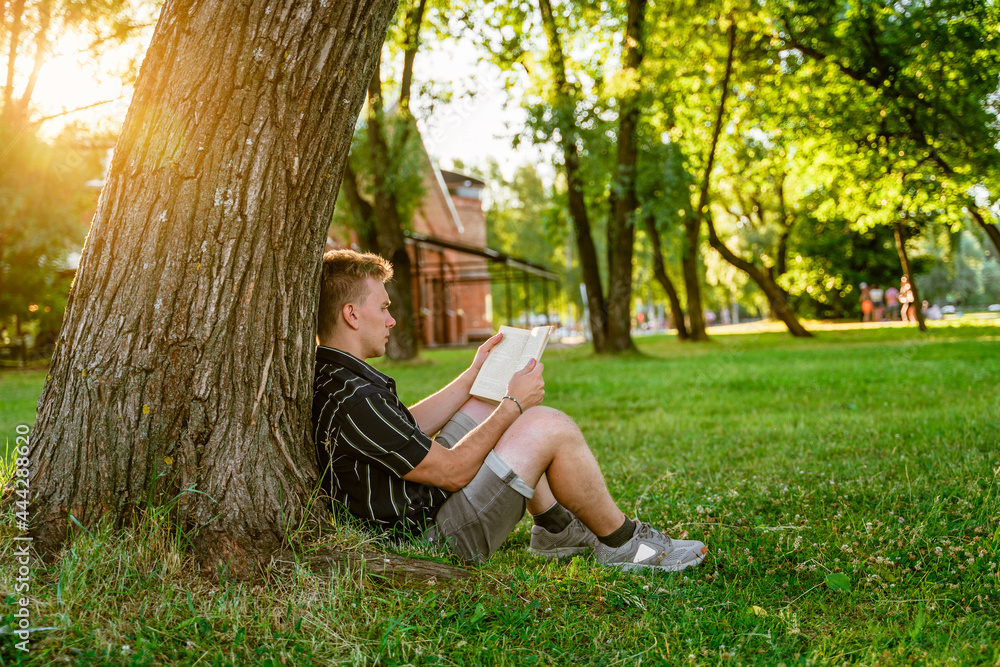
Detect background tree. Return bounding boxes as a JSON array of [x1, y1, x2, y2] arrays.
[[30, 0, 398, 573], [487, 0, 648, 353], [636, 130, 698, 340], [336, 0, 452, 360], [1, 0, 146, 347], [770, 0, 1000, 271], [485, 161, 580, 324], [701, 28, 813, 339], [602, 0, 647, 352], [0, 126, 97, 336]]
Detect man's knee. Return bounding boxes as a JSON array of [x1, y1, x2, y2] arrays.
[[521, 406, 582, 441]]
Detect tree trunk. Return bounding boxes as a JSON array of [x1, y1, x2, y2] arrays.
[[894, 219, 927, 333], [398, 0, 428, 114], [970, 206, 1000, 259], [699, 18, 810, 338], [29, 0, 399, 575], [367, 64, 418, 360], [604, 0, 646, 353], [644, 213, 689, 340], [775, 174, 793, 283], [705, 214, 812, 337], [537, 0, 607, 352], [681, 216, 710, 341], [342, 163, 380, 251]]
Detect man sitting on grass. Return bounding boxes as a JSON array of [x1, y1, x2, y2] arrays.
[[312, 249, 709, 571]]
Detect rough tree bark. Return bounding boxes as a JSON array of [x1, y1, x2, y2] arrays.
[[29, 0, 399, 575], [604, 0, 647, 353], [537, 0, 608, 352], [644, 213, 690, 340]]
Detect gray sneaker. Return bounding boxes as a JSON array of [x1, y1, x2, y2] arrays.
[[528, 517, 599, 559], [594, 520, 708, 572]]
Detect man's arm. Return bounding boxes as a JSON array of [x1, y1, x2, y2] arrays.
[[404, 359, 544, 492], [408, 332, 503, 435]]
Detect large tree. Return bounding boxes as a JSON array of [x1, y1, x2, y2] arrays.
[[30, 0, 399, 574], [700, 18, 812, 337], [772, 0, 1000, 257], [338, 0, 437, 360], [530, 0, 646, 353], [1, 0, 143, 338]]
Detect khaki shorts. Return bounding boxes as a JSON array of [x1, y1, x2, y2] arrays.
[[423, 412, 534, 563]]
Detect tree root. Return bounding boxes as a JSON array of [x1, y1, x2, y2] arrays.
[[271, 546, 470, 584]]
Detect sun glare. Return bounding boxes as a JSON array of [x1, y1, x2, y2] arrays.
[[30, 30, 149, 137]]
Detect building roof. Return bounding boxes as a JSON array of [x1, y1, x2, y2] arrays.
[[440, 170, 486, 189]]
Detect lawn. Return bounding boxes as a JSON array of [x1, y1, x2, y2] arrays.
[[2, 322, 998, 665], [0, 370, 46, 460]]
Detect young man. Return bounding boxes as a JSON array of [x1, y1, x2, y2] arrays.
[[312, 249, 708, 571]]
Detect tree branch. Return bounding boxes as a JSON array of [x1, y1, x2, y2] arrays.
[[32, 97, 125, 125], [696, 17, 735, 222], [14, 0, 53, 122], [398, 0, 428, 113], [3, 0, 27, 119]]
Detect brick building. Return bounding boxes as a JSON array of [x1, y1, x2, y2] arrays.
[[327, 134, 558, 347]]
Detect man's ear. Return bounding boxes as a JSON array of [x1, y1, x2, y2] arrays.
[[341, 302, 360, 331]]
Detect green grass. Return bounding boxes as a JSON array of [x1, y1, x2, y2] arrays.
[[0, 370, 46, 460], [2, 322, 999, 665]]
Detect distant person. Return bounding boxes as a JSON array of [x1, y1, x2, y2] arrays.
[[869, 284, 885, 322], [312, 249, 709, 571], [860, 282, 873, 322], [899, 276, 916, 323], [922, 300, 943, 321], [885, 285, 900, 321]]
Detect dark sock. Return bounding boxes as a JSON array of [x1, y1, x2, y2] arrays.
[[532, 502, 574, 534], [598, 517, 636, 548]]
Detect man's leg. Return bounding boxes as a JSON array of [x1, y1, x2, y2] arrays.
[[452, 398, 560, 516], [443, 399, 708, 570], [491, 406, 625, 536], [492, 406, 710, 572], [451, 399, 640, 534]]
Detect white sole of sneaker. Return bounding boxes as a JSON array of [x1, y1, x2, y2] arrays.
[[605, 550, 707, 572]]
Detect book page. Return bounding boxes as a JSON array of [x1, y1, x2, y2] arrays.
[[469, 326, 531, 403], [517, 326, 552, 367]]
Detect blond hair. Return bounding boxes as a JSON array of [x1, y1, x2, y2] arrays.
[[318, 249, 393, 340]]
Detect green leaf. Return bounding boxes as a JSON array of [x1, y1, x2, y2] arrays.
[[469, 603, 486, 626], [825, 572, 851, 592]]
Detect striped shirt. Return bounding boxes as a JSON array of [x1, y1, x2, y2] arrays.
[[312, 346, 449, 536]]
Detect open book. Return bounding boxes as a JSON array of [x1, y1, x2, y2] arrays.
[[470, 325, 554, 403]]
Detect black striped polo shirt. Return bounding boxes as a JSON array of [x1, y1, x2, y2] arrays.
[[312, 346, 449, 536]]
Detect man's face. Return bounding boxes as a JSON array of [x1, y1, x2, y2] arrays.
[[356, 278, 396, 358]]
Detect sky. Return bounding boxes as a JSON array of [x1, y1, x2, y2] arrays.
[[30, 27, 548, 183], [410, 37, 554, 181]]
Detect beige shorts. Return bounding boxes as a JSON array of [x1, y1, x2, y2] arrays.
[[422, 412, 534, 563]]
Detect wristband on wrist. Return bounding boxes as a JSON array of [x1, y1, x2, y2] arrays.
[[502, 396, 523, 414]]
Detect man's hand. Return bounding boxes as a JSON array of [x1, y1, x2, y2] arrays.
[[469, 331, 504, 373], [506, 359, 545, 410]]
